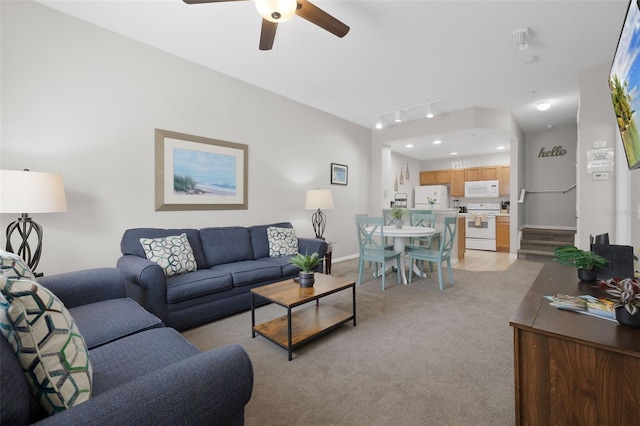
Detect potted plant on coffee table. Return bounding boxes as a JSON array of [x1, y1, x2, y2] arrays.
[[553, 245, 609, 282], [289, 252, 322, 288], [391, 206, 407, 228], [600, 277, 640, 328]]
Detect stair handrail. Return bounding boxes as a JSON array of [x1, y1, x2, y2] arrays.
[[518, 184, 576, 203]]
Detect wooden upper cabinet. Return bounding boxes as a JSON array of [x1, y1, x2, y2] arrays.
[[419, 169, 450, 185], [419, 171, 436, 185], [450, 169, 465, 197], [480, 166, 499, 180], [499, 166, 510, 196], [464, 168, 481, 181]]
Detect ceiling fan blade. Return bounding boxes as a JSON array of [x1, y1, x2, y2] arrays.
[[183, 0, 248, 4], [295, 0, 349, 38], [260, 19, 278, 51]]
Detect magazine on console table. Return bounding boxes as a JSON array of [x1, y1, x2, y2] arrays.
[[544, 294, 617, 322]]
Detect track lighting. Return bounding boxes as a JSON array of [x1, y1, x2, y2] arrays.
[[394, 111, 402, 123], [375, 116, 383, 129], [426, 103, 434, 118]]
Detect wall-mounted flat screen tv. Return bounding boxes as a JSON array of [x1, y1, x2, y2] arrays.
[[610, 0, 640, 170]]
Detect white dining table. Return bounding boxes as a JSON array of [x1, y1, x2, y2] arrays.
[[373, 225, 437, 284]]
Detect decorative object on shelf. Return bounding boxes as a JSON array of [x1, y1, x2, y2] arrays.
[[600, 278, 640, 328], [330, 163, 348, 185], [553, 245, 609, 282], [0, 169, 67, 275], [405, 163, 410, 180], [394, 174, 398, 191], [391, 206, 407, 228], [305, 188, 334, 239], [399, 168, 404, 185], [155, 129, 248, 211], [289, 252, 322, 287]]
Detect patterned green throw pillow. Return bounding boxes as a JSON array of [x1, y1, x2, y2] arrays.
[[267, 227, 299, 257], [139, 233, 198, 277], [0, 275, 93, 415]]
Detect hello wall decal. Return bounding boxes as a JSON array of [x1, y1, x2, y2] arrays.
[[538, 145, 567, 158]]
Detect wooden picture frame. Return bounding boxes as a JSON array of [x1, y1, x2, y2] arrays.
[[155, 129, 248, 211], [331, 163, 348, 185]]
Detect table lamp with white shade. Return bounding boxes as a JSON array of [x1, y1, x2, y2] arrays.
[[0, 169, 67, 275], [305, 189, 333, 239]]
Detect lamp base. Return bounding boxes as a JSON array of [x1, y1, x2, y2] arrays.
[[311, 208, 326, 239], [5, 214, 43, 274]]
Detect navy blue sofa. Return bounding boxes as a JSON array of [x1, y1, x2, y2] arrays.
[[117, 222, 328, 330], [0, 267, 253, 426]]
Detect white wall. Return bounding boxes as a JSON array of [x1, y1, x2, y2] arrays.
[[0, 1, 371, 274], [523, 127, 577, 228]]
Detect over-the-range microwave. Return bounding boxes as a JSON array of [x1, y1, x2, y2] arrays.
[[464, 180, 499, 198]]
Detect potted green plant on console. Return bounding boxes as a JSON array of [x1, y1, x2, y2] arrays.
[[553, 245, 609, 282], [289, 252, 322, 288]]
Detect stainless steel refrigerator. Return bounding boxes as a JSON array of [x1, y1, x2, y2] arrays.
[[414, 185, 449, 209]]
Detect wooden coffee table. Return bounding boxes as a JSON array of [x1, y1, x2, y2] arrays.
[[250, 274, 356, 361]]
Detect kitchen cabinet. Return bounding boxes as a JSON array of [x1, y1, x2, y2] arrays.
[[465, 166, 499, 181], [419, 170, 450, 185], [450, 169, 465, 197], [457, 216, 466, 260], [499, 166, 510, 196], [496, 216, 510, 253]]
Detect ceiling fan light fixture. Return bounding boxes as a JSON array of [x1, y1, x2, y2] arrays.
[[255, 0, 297, 23]]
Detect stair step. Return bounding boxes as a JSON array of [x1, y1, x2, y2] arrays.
[[521, 228, 576, 243], [518, 249, 556, 263], [520, 239, 571, 252]]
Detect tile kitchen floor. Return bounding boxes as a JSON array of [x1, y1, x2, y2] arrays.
[[453, 249, 516, 272]]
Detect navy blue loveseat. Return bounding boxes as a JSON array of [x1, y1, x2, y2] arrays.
[[117, 222, 328, 330], [0, 266, 253, 426]]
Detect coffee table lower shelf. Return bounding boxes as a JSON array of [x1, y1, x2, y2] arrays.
[[253, 304, 353, 360]]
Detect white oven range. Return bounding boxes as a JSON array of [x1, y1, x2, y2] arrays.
[[465, 203, 501, 251]]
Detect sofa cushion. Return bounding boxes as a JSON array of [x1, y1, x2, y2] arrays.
[[165, 269, 233, 303], [121, 228, 207, 269], [259, 255, 301, 277], [0, 333, 34, 425], [89, 328, 200, 395], [211, 260, 282, 287], [267, 226, 299, 257], [0, 249, 37, 281], [69, 298, 163, 349], [200, 227, 254, 267], [0, 275, 92, 415], [140, 233, 198, 277], [250, 222, 293, 260]]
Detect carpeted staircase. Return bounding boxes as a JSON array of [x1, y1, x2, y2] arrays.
[[518, 227, 576, 262]]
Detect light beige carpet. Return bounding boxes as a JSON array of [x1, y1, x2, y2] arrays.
[[182, 258, 543, 426]]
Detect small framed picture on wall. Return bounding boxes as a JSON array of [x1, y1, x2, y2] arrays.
[[330, 163, 348, 185]]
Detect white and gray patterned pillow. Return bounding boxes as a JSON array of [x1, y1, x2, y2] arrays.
[[0, 249, 37, 282], [0, 275, 93, 415], [139, 233, 197, 277], [267, 227, 298, 257]]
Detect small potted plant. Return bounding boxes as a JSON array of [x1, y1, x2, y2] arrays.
[[600, 277, 640, 327], [427, 197, 437, 207], [289, 252, 322, 287], [391, 206, 407, 228], [553, 245, 608, 282]]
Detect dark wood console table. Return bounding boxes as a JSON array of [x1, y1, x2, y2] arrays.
[[510, 262, 640, 425]]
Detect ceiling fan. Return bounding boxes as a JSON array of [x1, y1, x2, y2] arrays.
[[183, 0, 350, 50]]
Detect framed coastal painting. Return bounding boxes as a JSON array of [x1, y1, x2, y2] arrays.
[[155, 129, 248, 211], [330, 163, 348, 185]]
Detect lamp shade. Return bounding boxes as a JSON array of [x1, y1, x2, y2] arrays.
[[305, 189, 334, 210], [0, 170, 67, 214]]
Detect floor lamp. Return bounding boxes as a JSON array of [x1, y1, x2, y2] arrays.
[[0, 169, 67, 275], [305, 189, 333, 239]]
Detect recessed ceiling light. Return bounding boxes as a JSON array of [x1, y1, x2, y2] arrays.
[[450, 152, 458, 156], [405, 144, 414, 148], [536, 101, 551, 111], [433, 140, 442, 144], [496, 146, 505, 150]]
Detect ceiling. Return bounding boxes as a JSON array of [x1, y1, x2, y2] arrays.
[[35, 0, 629, 160]]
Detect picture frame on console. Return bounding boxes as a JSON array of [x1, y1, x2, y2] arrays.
[[330, 163, 348, 185], [155, 129, 248, 211]]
